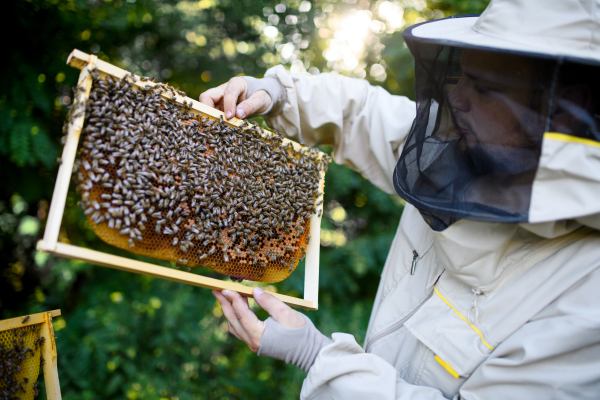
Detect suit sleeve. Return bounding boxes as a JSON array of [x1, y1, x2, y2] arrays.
[[300, 333, 451, 400], [264, 65, 416, 196]]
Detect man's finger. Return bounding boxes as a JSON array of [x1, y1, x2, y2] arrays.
[[223, 290, 261, 331], [223, 78, 247, 120], [222, 290, 266, 352], [213, 290, 252, 343], [236, 90, 272, 119], [199, 84, 226, 108], [252, 287, 306, 328]]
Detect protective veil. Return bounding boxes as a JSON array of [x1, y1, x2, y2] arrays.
[[393, 11, 600, 230]]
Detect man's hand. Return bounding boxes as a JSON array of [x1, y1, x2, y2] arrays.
[[199, 77, 272, 120], [213, 287, 306, 353]]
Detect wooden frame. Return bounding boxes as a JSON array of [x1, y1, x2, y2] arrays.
[[0, 310, 62, 400], [37, 49, 323, 310]]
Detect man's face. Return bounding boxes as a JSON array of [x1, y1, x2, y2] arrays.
[[447, 49, 548, 176]]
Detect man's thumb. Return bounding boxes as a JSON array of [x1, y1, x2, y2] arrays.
[[236, 91, 271, 119], [235, 99, 255, 119], [252, 287, 287, 318]]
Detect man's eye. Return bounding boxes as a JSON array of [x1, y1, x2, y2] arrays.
[[474, 84, 491, 94]]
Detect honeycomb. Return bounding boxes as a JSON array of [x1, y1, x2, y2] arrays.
[[0, 324, 44, 400], [74, 72, 329, 283]]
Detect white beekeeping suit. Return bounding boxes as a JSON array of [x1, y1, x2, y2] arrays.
[[252, 0, 600, 399], [211, 0, 600, 398]]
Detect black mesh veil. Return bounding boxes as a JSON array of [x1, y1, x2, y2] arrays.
[[394, 17, 600, 230]]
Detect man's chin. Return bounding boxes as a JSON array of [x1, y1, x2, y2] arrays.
[[456, 140, 539, 177], [455, 139, 492, 176]]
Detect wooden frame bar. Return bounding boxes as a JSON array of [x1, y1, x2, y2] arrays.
[[38, 49, 323, 310], [40, 312, 62, 399], [38, 242, 314, 310], [0, 310, 62, 400], [43, 54, 97, 251], [0, 310, 61, 331]]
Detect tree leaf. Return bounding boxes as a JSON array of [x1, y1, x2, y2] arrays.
[[9, 120, 31, 166], [31, 127, 58, 169]]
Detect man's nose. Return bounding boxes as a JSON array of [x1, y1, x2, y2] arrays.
[[447, 78, 470, 112]]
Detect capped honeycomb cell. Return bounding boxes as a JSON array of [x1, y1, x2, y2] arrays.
[[74, 73, 329, 283]]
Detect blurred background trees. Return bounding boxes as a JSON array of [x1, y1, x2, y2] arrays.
[[1, 0, 488, 398]]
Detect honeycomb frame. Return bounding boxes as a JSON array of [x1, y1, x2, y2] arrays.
[[37, 49, 324, 310], [0, 310, 62, 400]]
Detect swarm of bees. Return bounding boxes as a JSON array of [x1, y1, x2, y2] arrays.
[[73, 71, 329, 283], [0, 325, 44, 400]]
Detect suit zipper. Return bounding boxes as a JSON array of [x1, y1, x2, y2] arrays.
[[410, 250, 419, 275], [400, 222, 420, 275], [365, 288, 434, 353]]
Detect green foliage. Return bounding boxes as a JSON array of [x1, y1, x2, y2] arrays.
[[1, 0, 488, 398]]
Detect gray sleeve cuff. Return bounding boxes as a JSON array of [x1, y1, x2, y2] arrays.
[[257, 314, 333, 373], [241, 75, 287, 117]]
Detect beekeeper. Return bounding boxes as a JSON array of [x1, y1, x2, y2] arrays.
[[201, 0, 600, 398]]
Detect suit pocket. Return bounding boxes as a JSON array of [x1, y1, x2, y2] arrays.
[[403, 286, 496, 379]]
